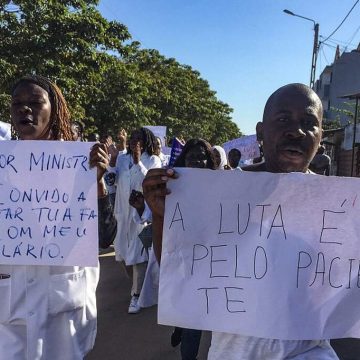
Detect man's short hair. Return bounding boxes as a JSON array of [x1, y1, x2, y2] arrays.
[[229, 148, 241, 157], [263, 83, 323, 122]]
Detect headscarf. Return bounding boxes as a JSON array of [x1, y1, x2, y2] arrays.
[[212, 145, 227, 170]]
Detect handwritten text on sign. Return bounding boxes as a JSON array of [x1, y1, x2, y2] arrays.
[[158, 169, 360, 340], [0, 141, 98, 266]]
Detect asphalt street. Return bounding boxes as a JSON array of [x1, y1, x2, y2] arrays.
[[86, 248, 360, 360], [85, 249, 211, 360]]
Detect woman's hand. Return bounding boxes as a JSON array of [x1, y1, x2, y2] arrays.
[[129, 190, 145, 216], [105, 138, 119, 167], [117, 129, 127, 151], [132, 142, 142, 164], [142, 168, 178, 218], [89, 143, 109, 182]]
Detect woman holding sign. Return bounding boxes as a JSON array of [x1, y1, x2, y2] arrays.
[[0, 75, 114, 360]]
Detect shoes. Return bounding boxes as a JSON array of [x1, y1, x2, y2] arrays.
[[128, 295, 141, 314]]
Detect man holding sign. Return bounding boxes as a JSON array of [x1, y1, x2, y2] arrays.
[[143, 84, 339, 359]]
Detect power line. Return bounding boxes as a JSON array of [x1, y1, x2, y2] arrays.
[[320, 35, 356, 48], [320, 44, 330, 65], [344, 24, 360, 51], [321, 0, 359, 43], [322, 42, 339, 50]]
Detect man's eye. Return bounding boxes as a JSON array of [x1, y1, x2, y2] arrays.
[[277, 117, 289, 123], [303, 118, 316, 127]]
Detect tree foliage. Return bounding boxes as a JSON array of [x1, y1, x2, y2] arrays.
[[330, 103, 359, 127], [322, 117, 342, 131], [0, 0, 242, 143]]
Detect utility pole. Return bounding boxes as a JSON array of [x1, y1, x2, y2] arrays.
[[310, 23, 319, 89], [283, 10, 319, 89]]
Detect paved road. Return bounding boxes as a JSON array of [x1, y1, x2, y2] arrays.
[[86, 249, 210, 360], [86, 249, 360, 360]]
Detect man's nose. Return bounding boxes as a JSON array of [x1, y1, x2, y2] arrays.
[[19, 105, 32, 114], [284, 124, 306, 139]]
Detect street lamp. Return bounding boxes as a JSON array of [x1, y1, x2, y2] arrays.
[[283, 9, 319, 89]]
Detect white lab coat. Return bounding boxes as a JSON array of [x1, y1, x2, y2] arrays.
[[0, 264, 98, 360], [138, 248, 160, 308], [158, 152, 170, 167], [113, 152, 161, 265]]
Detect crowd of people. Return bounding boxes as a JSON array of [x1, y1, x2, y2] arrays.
[[0, 75, 343, 360]]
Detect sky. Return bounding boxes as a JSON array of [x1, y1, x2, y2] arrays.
[[97, 0, 360, 135]]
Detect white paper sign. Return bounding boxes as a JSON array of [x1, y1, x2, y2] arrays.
[[223, 135, 260, 161], [159, 168, 360, 340], [145, 125, 167, 146], [0, 141, 98, 266]]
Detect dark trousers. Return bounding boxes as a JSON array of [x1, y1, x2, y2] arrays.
[[180, 329, 202, 360]]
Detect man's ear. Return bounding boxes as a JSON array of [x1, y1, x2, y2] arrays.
[[256, 122, 263, 142]]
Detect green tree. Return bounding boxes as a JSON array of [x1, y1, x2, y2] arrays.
[[322, 116, 342, 131], [0, 0, 241, 144], [124, 49, 241, 143], [330, 103, 359, 127], [0, 0, 133, 125]]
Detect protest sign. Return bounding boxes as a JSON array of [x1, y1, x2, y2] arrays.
[[223, 135, 260, 161], [0, 141, 98, 266], [144, 125, 167, 146], [0, 121, 11, 141], [162, 146, 172, 156], [159, 169, 360, 340], [168, 138, 184, 167]]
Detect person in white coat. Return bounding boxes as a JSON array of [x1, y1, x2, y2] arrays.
[[112, 127, 161, 313], [1, 75, 111, 360]]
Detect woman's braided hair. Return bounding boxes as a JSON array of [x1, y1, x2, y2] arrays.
[[128, 127, 157, 156], [140, 127, 157, 156], [11, 75, 73, 141]]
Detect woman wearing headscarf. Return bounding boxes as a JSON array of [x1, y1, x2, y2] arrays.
[[211, 145, 227, 170]]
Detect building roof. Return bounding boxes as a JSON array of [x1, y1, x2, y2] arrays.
[[339, 92, 360, 99], [323, 127, 344, 134]]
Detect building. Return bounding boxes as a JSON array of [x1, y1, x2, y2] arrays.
[[315, 43, 360, 125]]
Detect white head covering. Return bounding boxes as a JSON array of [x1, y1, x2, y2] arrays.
[[0, 121, 11, 140], [212, 145, 227, 170]]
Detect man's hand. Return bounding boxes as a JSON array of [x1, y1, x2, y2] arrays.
[[143, 168, 178, 263], [142, 168, 178, 218]]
